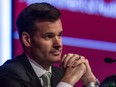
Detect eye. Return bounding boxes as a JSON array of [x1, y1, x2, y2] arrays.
[[47, 34, 53, 38], [43, 33, 54, 40], [58, 32, 63, 37]]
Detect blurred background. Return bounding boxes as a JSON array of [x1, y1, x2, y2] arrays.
[[0, 0, 116, 86]]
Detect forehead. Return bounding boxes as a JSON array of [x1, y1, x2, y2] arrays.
[[35, 19, 63, 34]]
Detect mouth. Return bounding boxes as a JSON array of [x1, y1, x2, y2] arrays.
[[50, 50, 62, 56]]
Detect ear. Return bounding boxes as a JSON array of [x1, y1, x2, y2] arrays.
[[22, 32, 31, 47]]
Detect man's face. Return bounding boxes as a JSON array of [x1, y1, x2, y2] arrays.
[[30, 19, 63, 65]]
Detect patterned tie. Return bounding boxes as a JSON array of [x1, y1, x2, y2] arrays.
[[41, 72, 51, 87]]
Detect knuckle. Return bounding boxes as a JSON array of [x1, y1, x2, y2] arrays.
[[66, 53, 73, 58], [85, 59, 89, 63], [81, 56, 85, 59]]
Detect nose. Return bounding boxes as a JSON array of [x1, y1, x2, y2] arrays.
[[53, 36, 62, 50]]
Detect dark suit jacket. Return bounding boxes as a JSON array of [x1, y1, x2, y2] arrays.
[[0, 53, 64, 87]]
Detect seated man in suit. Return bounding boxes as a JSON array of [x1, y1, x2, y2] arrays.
[[0, 2, 99, 87]]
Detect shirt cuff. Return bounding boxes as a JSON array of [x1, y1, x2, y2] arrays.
[[87, 82, 96, 87], [86, 79, 100, 87], [56, 82, 73, 87]]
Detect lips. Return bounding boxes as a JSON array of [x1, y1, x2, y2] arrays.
[[50, 50, 62, 56]]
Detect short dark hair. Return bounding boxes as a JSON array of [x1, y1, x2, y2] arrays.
[[16, 2, 61, 44]]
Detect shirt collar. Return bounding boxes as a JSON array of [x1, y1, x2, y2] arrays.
[[26, 54, 52, 78]]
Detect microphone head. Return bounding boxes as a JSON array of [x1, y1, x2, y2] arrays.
[[104, 57, 115, 63]]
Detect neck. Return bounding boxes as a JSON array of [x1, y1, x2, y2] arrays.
[[25, 51, 51, 71], [39, 63, 51, 71]]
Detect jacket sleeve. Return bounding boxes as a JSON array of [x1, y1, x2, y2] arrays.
[[0, 76, 23, 87]]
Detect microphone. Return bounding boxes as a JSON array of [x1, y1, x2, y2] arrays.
[[104, 57, 116, 63]]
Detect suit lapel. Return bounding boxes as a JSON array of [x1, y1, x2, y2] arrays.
[[18, 53, 64, 87], [18, 53, 42, 87], [51, 66, 64, 87]]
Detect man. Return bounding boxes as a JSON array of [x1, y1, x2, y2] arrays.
[[0, 2, 99, 87]]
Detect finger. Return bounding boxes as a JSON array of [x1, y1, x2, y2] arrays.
[[61, 53, 74, 68], [61, 54, 67, 63], [72, 55, 86, 67], [83, 59, 92, 72], [67, 54, 80, 67]]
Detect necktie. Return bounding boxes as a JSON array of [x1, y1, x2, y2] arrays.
[[41, 72, 51, 87]]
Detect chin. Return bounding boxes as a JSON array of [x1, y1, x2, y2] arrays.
[[52, 60, 60, 64], [50, 58, 61, 63], [49, 55, 61, 63]]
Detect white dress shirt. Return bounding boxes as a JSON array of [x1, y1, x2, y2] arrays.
[[27, 55, 72, 87]]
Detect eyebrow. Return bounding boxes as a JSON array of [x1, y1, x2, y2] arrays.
[[43, 31, 63, 35], [43, 32, 54, 35]]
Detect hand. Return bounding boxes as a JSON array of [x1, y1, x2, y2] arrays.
[[61, 53, 86, 86], [61, 53, 97, 86], [79, 56, 96, 86], [61, 53, 83, 68]]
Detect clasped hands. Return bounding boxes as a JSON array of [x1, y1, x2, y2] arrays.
[[61, 53, 97, 86]]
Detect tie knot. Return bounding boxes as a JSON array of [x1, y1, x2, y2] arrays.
[[41, 72, 51, 87], [43, 72, 51, 78]]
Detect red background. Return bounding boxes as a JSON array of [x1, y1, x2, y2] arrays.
[[13, 0, 116, 86]]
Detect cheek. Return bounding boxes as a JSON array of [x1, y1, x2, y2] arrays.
[[38, 42, 53, 52], [31, 38, 53, 54]]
